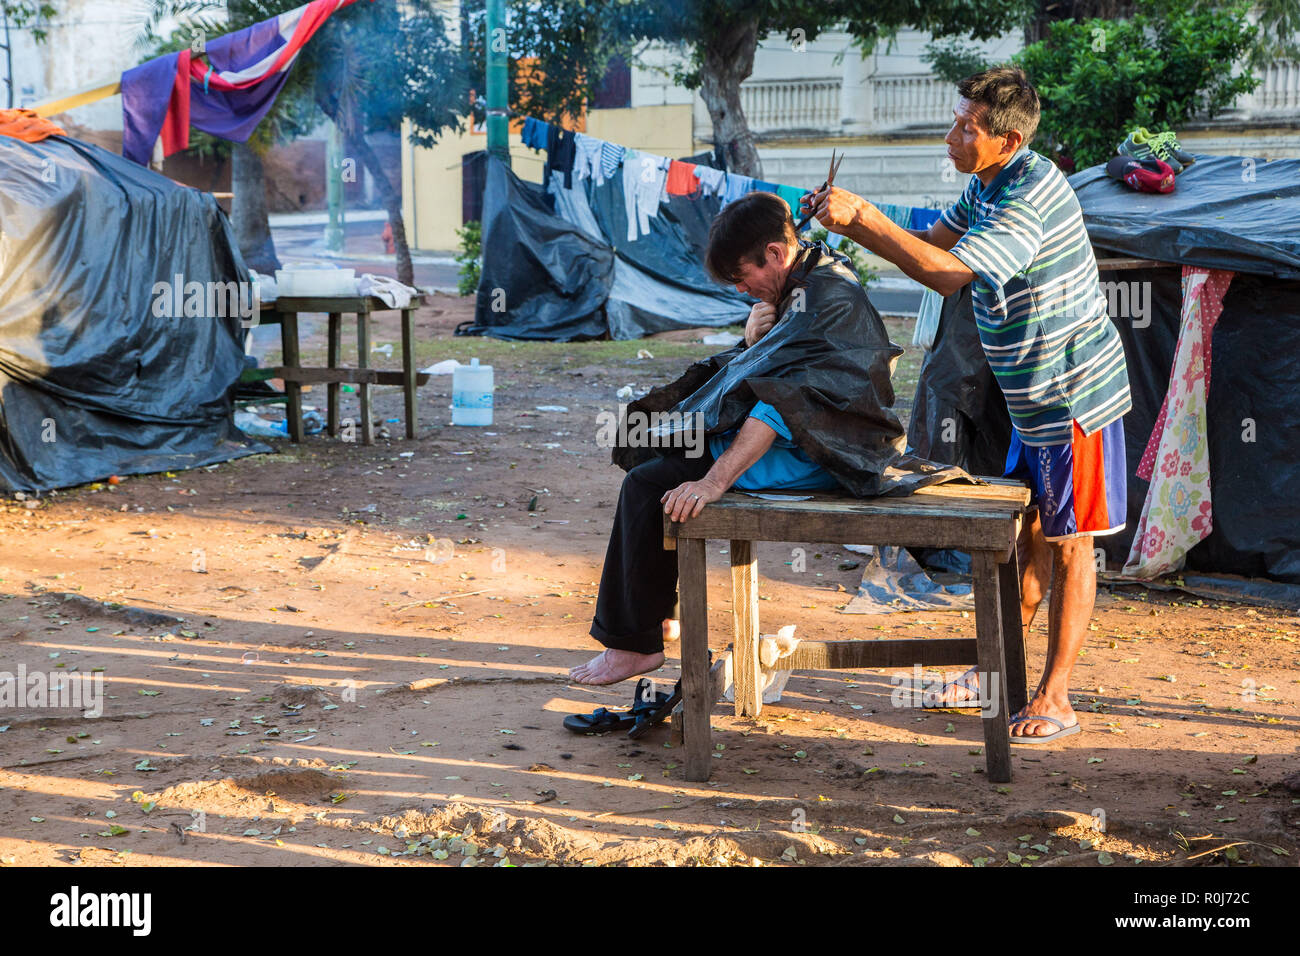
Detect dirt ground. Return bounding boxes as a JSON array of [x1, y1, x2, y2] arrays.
[[1, 294, 1297, 868]]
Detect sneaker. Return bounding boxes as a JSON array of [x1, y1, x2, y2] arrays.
[[1147, 129, 1195, 169], [1106, 155, 1176, 193], [1117, 127, 1183, 174]]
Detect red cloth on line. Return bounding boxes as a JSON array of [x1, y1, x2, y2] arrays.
[[0, 108, 66, 143], [665, 160, 700, 196]]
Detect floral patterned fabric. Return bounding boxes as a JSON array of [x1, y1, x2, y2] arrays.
[[1123, 268, 1234, 578]]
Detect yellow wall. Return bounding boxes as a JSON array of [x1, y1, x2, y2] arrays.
[[402, 104, 695, 252]]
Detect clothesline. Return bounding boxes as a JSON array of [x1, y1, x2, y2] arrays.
[[518, 116, 942, 244]]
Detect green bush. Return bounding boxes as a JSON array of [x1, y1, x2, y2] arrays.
[[809, 226, 879, 290], [922, 38, 993, 85], [455, 220, 482, 297], [1014, 0, 1260, 169]]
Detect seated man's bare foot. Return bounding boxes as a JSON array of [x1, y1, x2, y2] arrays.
[[922, 665, 981, 707], [1009, 692, 1078, 740], [569, 648, 665, 686], [662, 618, 680, 642]]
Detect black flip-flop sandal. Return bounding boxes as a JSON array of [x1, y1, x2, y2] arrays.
[[627, 677, 682, 739], [563, 678, 668, 735]]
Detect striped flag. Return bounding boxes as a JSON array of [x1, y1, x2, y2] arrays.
[[121, 0, 359, 165]]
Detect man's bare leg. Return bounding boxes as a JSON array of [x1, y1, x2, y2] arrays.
[[926, 508, 1052, 706], [1010, 534, 1092, 737], [569, 649, 665, 685]]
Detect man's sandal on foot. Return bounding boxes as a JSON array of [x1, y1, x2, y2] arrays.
[[1008, 714, 1081, 745], [563, 678, 671, 735]]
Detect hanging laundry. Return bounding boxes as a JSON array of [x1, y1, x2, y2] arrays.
[[695, 166, 726, 196], [622, 149, 669, 241], [521, 116, 550, 151], [665, 160, 701, 196], [721, 173, 754, 205], [752, 179, 778, 195], [775, 184, 805, 217], [878, 203, 913, 229], [909, 207, 941, 232], [600, 141, 625, 180], [1123, 267, 1234, 579], [544, 124, 577, 189], [573, 132, 605, 185]]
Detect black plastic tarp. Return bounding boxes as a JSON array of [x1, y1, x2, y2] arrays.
[[467, 155, 749, 340], [1068, 153, 1300, 279], [614, 242, 968, 497], [0, 135, 267, 493]]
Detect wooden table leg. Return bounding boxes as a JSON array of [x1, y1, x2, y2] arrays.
[[972, 550, 1012, 783], [998, 546, 1029, 717], [356, 308, 374, 445], [327, 312, 341, 437], [280, 310, 303, 443], [678, 537, 712, 782], [731, 539, 761, 717], [401, 307, 418, 440]]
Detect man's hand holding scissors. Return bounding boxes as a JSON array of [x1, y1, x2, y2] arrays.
[[799, 185, 882, 241]]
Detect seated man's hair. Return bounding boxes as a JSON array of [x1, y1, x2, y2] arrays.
[[957, 65, 1040, 147], [705, 191, 798, 283]]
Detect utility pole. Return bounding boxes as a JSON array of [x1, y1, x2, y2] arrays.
[[325, 117, 345, 253], [485, 0, 508, 165]]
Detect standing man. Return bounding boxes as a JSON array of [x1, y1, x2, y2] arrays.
[[803, 66, 1131, 742]]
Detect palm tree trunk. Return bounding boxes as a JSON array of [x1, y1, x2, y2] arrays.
[[231, 141, 280, 273], [347, 130, 414, 286], [698, 19, 762, 177]]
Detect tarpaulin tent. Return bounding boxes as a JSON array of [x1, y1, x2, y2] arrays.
[[465, 155, 750, 340], [907, 152, 1300, 582], [0, 135, 268, 493]]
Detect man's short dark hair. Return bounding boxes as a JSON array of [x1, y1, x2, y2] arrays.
[[957, 65, 1040, 148], [705, 191, 797, 283]]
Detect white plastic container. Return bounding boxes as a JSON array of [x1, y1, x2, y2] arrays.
[[452, 357, 494, 425], [274, 267, 356, 297]]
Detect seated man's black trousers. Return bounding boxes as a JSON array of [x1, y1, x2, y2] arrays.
[[590, 447, 714, 655]]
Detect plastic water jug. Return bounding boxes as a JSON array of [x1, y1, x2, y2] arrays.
[[452, 357, 494, 426]]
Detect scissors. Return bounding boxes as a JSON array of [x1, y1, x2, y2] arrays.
[[795, 148, 844, 231]]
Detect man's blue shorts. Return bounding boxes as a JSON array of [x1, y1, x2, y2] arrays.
[[1003, 417, 1127, 542]]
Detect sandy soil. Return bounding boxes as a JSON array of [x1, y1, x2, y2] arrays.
[[1, 296, 1297, 868]]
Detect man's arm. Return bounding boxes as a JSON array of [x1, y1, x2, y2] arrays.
[[805, 188, 972, 295], [661, 417, 777, 522]]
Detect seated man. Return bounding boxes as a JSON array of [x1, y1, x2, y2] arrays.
[[570, 192, 961, 685]]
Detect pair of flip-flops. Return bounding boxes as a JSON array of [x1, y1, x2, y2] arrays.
[[563, 677, 682, 738]]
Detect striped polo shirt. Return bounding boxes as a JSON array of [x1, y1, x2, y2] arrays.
[[940, 148, 1132, 446]]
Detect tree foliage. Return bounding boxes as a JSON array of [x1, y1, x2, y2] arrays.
[[1015, 0, 1261, 168]]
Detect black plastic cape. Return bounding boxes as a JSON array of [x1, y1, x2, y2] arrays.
[[0, 135, 267, 492], [612, 242, 969, 497]]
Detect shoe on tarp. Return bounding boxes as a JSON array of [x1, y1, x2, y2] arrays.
[[1117, 127, 1184, 174], [1106, 155, 1176, 193]]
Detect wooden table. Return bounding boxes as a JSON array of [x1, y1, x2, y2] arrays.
[[664, 478, 1032, 783], [255, 295, 429, 444]]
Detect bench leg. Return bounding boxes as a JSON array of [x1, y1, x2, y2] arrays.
[[356, 309, 374, 445], [280, 311, 303, 443], [401, 307, 418, 440], [730, 539, 761, 717], [998, 546, 1029, 717], [678, 537, 711, 782], [972, 551, 1012, 783], [327, 312, 341, 437]]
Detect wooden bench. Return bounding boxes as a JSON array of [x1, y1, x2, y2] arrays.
[[663, 478, 1032, 783], [255, 295, 429, 444]]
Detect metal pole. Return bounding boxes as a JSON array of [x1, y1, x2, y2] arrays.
[[325, 117, 345, 252], [485, 0, 508, 165]]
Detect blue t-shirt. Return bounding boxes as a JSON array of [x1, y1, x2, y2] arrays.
[[708, 401, 840, 492]]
